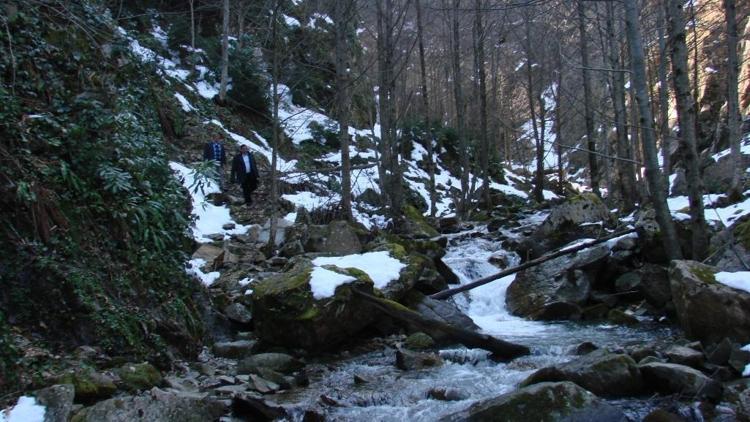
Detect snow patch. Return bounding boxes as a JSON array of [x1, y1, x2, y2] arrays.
[[715, 271, 750, 295], [0, 396, 45, 422], [309, 267, 357, 299], [174, 93, 196, 112], [186, 259, 220, 286], [312, 251, 405, 290]]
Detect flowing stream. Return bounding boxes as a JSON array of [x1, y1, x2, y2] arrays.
[[275, 215, 678, 421]]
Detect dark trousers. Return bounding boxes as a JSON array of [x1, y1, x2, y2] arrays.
[[241, 177, 254, 204]]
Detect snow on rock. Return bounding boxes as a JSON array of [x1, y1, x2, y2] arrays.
[[284, 14, 301, 27], [186, 258, 220, 286], [0, 396, 45, 422], [174, 93, 196, 112], [668, 193, 750, 225], [309, 267, 357, 299], [715, 271, 750, 295], [169, 162, 248, 242], [312, 251, 406, 290]]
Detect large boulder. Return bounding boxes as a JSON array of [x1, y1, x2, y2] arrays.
[[250, 261, 378, 351], [506, 244, 609, 320], [520, 349, 643, 397], [71, 389, 227, 421], [303, 220, 369, 255], [237, 353, 304, 375], [639, 362, 723, 402], [669, 260, 750, 345], [440, 381, 625, 422], [525, 193, 613, 255], [33, 384, 75, 422]]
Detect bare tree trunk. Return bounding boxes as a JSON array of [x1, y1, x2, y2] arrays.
[[189, 0, 195, 50], [656, 3, 672, 184], [415, 0, 437, 217], [219, 0, 229, 102], [724, 0, 743, 200], [268, 1, 281, 250], [689, 0, 699, 103], [666, 0, 709, 260], [623, 0, 682, 260], [524, 16, 543, 203], [334, 0, 354, 220], [474, 0, 490, 211], [555, 41, 565, 194], [578, 0, 601, 197], [451, 0, 469, 215], [607, 1, 637, 211]]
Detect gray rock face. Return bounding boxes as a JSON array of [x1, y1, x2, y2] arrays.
[[639, 362, 723, 402], [669, 260, 750, 344], [506, 244, 609, 320], [520, 349, 643, 397], [531, 193, 613, 249], [406, 293, 480, 332], [664, 345, 704, 368], [440, 381, 626, 422], [237, 353, 304, 375], [212, 340, 257, 359], [322, 220, 363, 255], [223, 303, 253, 324], [33, 384, 75, 422], [71, 389, 227, 422], [395, 349, 443, 371]]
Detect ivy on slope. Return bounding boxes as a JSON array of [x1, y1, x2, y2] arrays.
[[0, 1, 204, 392]]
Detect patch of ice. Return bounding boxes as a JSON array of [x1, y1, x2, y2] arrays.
[[195, 80, 219, 99], [312, 251, 406, 290], [284, 15, 301, 27], [0, 396, 45, 422], [715, 271, 750, 295], [309, 267, 357, 299]]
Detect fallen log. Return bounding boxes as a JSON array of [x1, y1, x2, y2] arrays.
[[352, 289, 530, 361], [430, 228, 637, 300]]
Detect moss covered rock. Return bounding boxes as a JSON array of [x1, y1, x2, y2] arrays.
[[251, 261, 378, 351], [404, 332, 435, 350], [114, 362, 163, 392], [669, 260, 750, 344], [440, 381, 625, 422], [400, 205, 439, 238], [58, 369, 116, 404]]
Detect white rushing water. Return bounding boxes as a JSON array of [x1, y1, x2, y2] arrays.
[[277, 220, 676, 421]]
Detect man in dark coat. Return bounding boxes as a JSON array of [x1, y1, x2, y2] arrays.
[[203, 135, 227, 190], [230, 144, 259, 205]]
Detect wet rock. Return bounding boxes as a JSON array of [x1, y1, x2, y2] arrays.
[[729, 347, 750, 374], [637, 264, 672, 309], [427, 387, 469, 401], [440, 381, 625, 422], [520, 349, 643, 397], [57, 369, 116, 404], [643, 409, 685, 422], [395, 349, 443, 371], [222, 223, 236, 230], [402, 292, 480, 333], [224, 302, 253, 324], [614, 272, 642, 296], [506, 244, 609, 320], [232, 392, 287, 421], [707, 338, 734, 365], [212, 340, 257, 359], [248, 374, 280, 394], [72, 388, 226, 422], [664, 345, 705, 368], [607, 309, 639, 326], [353, 374, 370, 385], [574, 341, 599, 355], [438, 216, 461, 234], [251, 261, 378, 351], [33, 384, 74, 422], [254, 368, 292, 390], [404, 332, 435, 350], [114, 362, 163, 392], [669, 260, 750, 344], [627, 345, 658, 363], [723, 379, 750, 420], [237, 353, 304, 375], [639, 362, 723, 402], [581, 303, 610, 320]]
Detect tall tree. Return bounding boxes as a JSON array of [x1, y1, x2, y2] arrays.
[[606, 1, 637, 210], [623, 0, 682, 260], [267, 0, 282, 250], [474, 0, 491, 210], [415, 0, 437, 217], [523, 10, 544, 203], [724, 0, 743, 200], [334, 0, 355, 220], [577, 0, 601, 197], [219, 0, 229, 102], [450, 0, 469, 215], [666, 0, 708, 260], [656, 2, 672, 184]]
